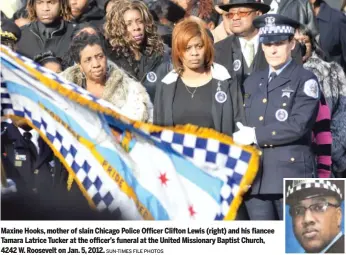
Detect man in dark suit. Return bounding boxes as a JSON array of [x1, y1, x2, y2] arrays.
[[215, 0, 271, 95], [286, 180, 344, 253], [215, 0, 302, 95], [233, 14, 320, 220], [309, 0, 346, 73]]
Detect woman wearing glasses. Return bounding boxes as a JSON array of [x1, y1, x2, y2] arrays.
[[154, 17, 244, 137], [285, 180, 344, 253]]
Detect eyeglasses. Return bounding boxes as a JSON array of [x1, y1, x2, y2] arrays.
[[289, 201, 339, 217], [225, 10, 256, 19]]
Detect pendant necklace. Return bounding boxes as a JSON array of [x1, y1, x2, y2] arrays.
[[184, 84, 198, 98]]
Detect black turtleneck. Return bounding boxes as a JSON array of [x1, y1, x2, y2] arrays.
[[37, 19, 62, 39]]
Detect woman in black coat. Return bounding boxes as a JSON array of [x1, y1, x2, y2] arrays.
[[154, 17, 244, 137], [104, 0, 169, 102]]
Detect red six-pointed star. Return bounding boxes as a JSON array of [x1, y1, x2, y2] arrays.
[[188, 205, 196, 217], [159, 172, 169, 186]]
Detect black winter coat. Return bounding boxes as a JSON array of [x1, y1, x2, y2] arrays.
[[71, 0, 105, 29], [16, 20, 76, 60], [109, 49, 170, 103], [154, 63, 245, 136]]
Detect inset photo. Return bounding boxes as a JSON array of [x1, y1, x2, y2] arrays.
[[285, 179, 345, 254]]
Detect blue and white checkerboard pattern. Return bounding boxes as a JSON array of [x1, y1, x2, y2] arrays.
[[7, 96, 122, 213], [2, 47, 256, 220], [151, 130, 252, 220], [1, 73, 14, 118], [286, 180, 343, 200], [3, 49, 134, 126], [259, 25, 295, 35], [1, 56, 128, 216]]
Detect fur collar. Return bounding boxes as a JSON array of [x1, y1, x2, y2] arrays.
[[60, 61, 153, 122]]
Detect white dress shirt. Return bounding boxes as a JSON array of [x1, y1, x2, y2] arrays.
[[18, 127, 40, 154]]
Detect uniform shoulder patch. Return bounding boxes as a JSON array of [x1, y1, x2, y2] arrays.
[[303, 79, 319, 99]]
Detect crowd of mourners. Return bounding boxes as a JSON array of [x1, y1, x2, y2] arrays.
[[1, 0, 346, 220]]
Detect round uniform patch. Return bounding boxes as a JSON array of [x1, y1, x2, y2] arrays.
[[233, 60, 241, 71], [275, 109, 288, 122], [146, 72, 157, 83], [215, 91, 227, 103], [303, 79, 319, 99]]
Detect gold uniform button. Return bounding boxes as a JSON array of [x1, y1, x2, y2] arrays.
[[262, 98, 267, 103], [283, 103, 287, 107], [34, 169, 39, 175], [290, 158, 295, 162], [272, 131, 276, 136], [264, 144, 268, 147], [259, 151, 263, 156], [259, 116, 264, 121], [270, 145, 273, 148], [243, 104, 246, 107]]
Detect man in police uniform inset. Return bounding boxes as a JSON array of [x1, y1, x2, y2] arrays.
[[286, 180, 344, 253], [232, 14, 320, 220]]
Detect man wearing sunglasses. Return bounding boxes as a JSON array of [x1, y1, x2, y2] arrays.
[[286, 180, 344, 253], [215, 0, 271, 94]]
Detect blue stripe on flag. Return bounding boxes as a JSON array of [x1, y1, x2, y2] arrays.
[[104, 116, 223, 203], [3, 66, 170, 220]]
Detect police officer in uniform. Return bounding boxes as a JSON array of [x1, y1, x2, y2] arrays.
[[1, 121, 70, 196], [214, 0, 303, 95], [286, 180, 344, 253], [1, 120, 92, 219], [233, 14, 320, 220]]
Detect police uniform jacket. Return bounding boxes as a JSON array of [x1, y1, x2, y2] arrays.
[[154, 63, 245, 136], [1, 124, 83, 200], [325, 234, 345, 253], [243, 60, 320, 194], [214, 35, 302, 95], [1, 124, 110, 219]]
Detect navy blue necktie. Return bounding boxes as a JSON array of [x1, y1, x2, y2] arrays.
[[269, 72, 277, 83]]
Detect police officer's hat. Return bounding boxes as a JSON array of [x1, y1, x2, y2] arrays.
[[0, 14, 21, 43], [286, 180, 344, 206], [219, 0, 270, 14], [253, 14, 301, 44]]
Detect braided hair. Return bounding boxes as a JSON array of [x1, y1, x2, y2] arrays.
[[26, 0, 73, 22]]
